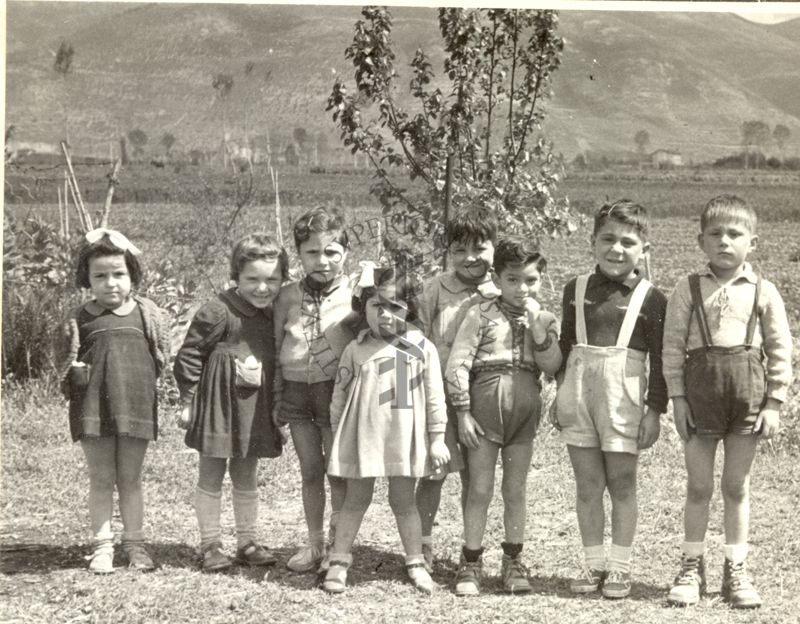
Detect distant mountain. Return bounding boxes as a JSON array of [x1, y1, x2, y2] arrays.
[[5, 4, 799, 162]]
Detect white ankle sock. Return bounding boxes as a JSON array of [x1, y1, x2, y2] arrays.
[[608, 544, 632, 573], [683, 541, 705, 558], [583, 544, 605, 570], [195, 487, 222, 548], [723, 543, 748, 564], [232, 489, 259, 548]]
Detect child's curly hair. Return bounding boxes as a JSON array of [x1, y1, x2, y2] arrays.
[[593, 199, 649, 240], [352, 265, 424, 327], [75, 235, 143, 289], [229, 233, 289, 282], [493, 236, 547, 276], [292, 206, 350, 250]]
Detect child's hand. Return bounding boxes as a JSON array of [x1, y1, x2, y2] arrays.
[[756, 399, 781, 438], [457, 410, 483, 449], [177, 404, 192, 430], [549, 399, 561, 431], [637, 407, 661, 449], [429, 438, 450, 470], [272, 405, 288, 444], [672, 396, 694, 442]]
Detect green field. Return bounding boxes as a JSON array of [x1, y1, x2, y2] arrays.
[[2, 177, 799, 622]]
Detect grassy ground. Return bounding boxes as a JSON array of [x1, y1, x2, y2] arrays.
[[2, 201, 799, 622]]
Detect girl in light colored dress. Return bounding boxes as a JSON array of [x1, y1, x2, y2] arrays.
[[60, 229, 170, 574], [322, 264, 450, 595]]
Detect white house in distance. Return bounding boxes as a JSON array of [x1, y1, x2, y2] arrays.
[[651, 149, 683, 169]]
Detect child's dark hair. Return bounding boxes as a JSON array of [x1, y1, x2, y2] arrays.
[[701, 194, 757, 233], [75, 235, 143, 289], [230, 233, 289, 282], [352, 265, 424, 326], [446, 205, 498, 246], [593, 199, 649, 240], [493, 236, 547, 276], [292, 206, 350, 250]]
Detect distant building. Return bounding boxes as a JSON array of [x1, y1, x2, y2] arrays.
[[651, 149, 683, 169]]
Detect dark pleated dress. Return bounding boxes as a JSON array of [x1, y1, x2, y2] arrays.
[[174, 289, 282, 458], [69, 300, 158, 442]]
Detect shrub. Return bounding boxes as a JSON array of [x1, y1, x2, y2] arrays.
[[2, 216, 80, 380]]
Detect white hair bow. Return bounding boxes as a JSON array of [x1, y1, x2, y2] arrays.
[[85, 228, 142, 256], [357, 261, 378, 288]]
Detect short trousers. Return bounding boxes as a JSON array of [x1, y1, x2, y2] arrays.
[[685, 345, 766, 438], [556, 345, 646, 455], [469, 369, 541, 447], [279, 380, 335, 427]]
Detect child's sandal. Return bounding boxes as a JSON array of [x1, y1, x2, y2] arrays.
[[86, 543, 115, 575], [236, 542, 277, 567], [407, 562, 435, 594], [321, 556, 351, 594], [122, 542, 156, 572]]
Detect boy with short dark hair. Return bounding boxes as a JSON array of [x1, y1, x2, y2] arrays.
[[554, 199, 667, 599], [414, 205, 500, 570], [663, 195, 792, 608], [445, 236, 561, 596]]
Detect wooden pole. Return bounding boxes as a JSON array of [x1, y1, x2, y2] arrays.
[[100, 159, 122, 228], [60, 141, 86, 213], [274, 169, 283, 247], [63, 174, 70, 237]]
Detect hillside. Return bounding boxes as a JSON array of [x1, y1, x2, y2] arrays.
[[5, 3, 800, 162]]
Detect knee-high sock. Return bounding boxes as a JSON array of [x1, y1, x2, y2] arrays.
[[195, 487, 222, 549], [232, 489, 259, 548]]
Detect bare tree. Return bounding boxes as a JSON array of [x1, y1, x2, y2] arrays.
[[53, 41, 75, 145], [741, 120, 770, 169], [634, 130, 650, 168], [773, 124, 791, 168], [212, 73, 234, 167]]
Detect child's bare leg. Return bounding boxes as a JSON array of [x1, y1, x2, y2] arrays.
[[415, 476, 445, 538], [289, 421, 327, 537], [463, 437, 500, 549], [81, 437, 117, 541], [683, 436, 718, 542], [115, 437, 149, 542], [567, 446, 606, 547], [388, 477, 423, 557], [500, 442, 534, 544], [721, 434, 758, 547], [320, 425, 345, 532], [604, 452, 638, 548], [331, 478, 375, 555]]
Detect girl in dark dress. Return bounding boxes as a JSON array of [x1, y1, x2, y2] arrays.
[[174, 234, 287, 571], [61, 229, 170, 574]]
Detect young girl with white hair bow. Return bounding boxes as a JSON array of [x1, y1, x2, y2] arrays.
[[60, 228, 170, 574]]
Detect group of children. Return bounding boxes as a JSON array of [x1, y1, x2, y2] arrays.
[[61, 195, 792, 608]]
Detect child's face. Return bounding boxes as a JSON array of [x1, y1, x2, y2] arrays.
[[592, 221, 649, 281], [88, 254, 132, 310], [448, 237, 494, 282], [235, 258, 283, 309], [698, 218, 756, 277], [365, 286, 409, 339], [298, 231, 347, 287], [494, 263, 542, 308]]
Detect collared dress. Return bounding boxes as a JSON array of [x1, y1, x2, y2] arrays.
[[64, 298, 161, 442], [328, 329, 448, 479], [174, 288, 282, 459]]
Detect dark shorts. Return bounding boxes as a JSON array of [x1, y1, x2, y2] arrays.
[[279, 380, 335, 428], [685, 346, 766, 438], [470, 369, 542, 447]]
